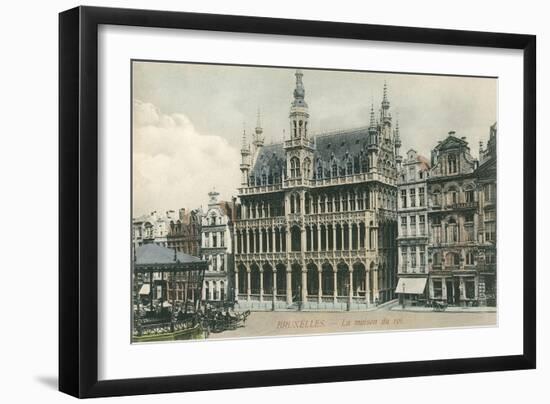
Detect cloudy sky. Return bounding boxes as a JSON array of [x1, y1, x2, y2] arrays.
[[132, 61, 497, 217]]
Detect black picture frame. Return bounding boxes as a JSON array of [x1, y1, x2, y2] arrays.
[[59, 5, 536, 398]]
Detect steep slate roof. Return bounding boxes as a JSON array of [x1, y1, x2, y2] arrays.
[[251, 143, 286, 177], [251, 127, 372, 178], [135, 243, 202, 265]]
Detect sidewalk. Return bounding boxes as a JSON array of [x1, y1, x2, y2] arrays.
[[390, 305, 497, 313]]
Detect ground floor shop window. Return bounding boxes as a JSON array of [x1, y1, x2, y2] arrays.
[[433, 280, 442, 299], [465, 280, 475, 299]]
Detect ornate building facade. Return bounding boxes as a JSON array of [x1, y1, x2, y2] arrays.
[[166, 208, 202, 257], [475, 123, 497, 306], [396, 149, 431, 303], [200, 190, 235, 302], [233, 70, 399, 311], [133, 210, 173, 248], [426, 132, 483, 305]]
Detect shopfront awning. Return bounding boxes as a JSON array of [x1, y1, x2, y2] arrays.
[[395, 277, 427, 294], [139, 284, 150, 295]]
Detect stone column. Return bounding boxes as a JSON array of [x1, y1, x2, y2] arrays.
[[348, 268, 354, 308], [442, 277, 447, 301], [317, 225, 321, 252], [365, 269, 370, 304], [286, 269, 292, 305], [247, 268, 251, 302], [273, 270, 277, 307], [271, 228, 275, 253], [285, 228, 291, 253], [333, 224, 337, 251], [325, 226, 330, 251], [459, 277, 465, 305], [301, 226, 306, 253], [333, 269, 338, 303], [310, 228, 314, 252], [318, 269, 322, 303], [234, 270, 239, 301], [372, 265, 379, 303], [259, 269, 264, 302], [301, 269, 308, 303], [259, 230, 263, 253], [348, 224, 352, 250]]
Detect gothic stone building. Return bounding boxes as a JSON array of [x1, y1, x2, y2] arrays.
[[233, 70, 399, 311]]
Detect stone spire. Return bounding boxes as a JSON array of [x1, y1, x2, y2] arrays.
[[369, 103, 376, 128], [241, 125, 249, 153], [395, 118, 402, 168], [240, 125, 251, 187], [253, 108, 264, 147], [381, 81, 391, 123], [394, 119, 402, 147]]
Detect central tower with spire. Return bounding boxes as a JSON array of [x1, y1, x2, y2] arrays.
[[284, 69, 315, 183]]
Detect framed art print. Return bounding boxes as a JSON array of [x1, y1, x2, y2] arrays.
[[59, 6, 536, 398]]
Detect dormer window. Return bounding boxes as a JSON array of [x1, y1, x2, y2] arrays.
[[448, 154, 457, 174]]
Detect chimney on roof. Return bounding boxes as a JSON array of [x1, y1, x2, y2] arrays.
[[461, 136, 466, 141], [448, 131, 456, 136]]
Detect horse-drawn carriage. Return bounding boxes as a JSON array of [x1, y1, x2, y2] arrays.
[[200, 304, 250, 335]]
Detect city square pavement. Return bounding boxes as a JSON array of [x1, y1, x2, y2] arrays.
[[209, 304, 497, 339]]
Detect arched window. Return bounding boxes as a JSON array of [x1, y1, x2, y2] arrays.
[[290, 157, 301, 178], [433, 252, 441, 266], [447, 217, 458, 243], [465, 251, 475, 265], [303, 158, 311, 179], [346, 159, 353, 175], [464, 184, 475, 203], [432, 188, 441, 206], [447, 186, 458, 206], [361, 157, 369, 173], [331, 162, 338, 178], [445, 252, 460, 266]]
